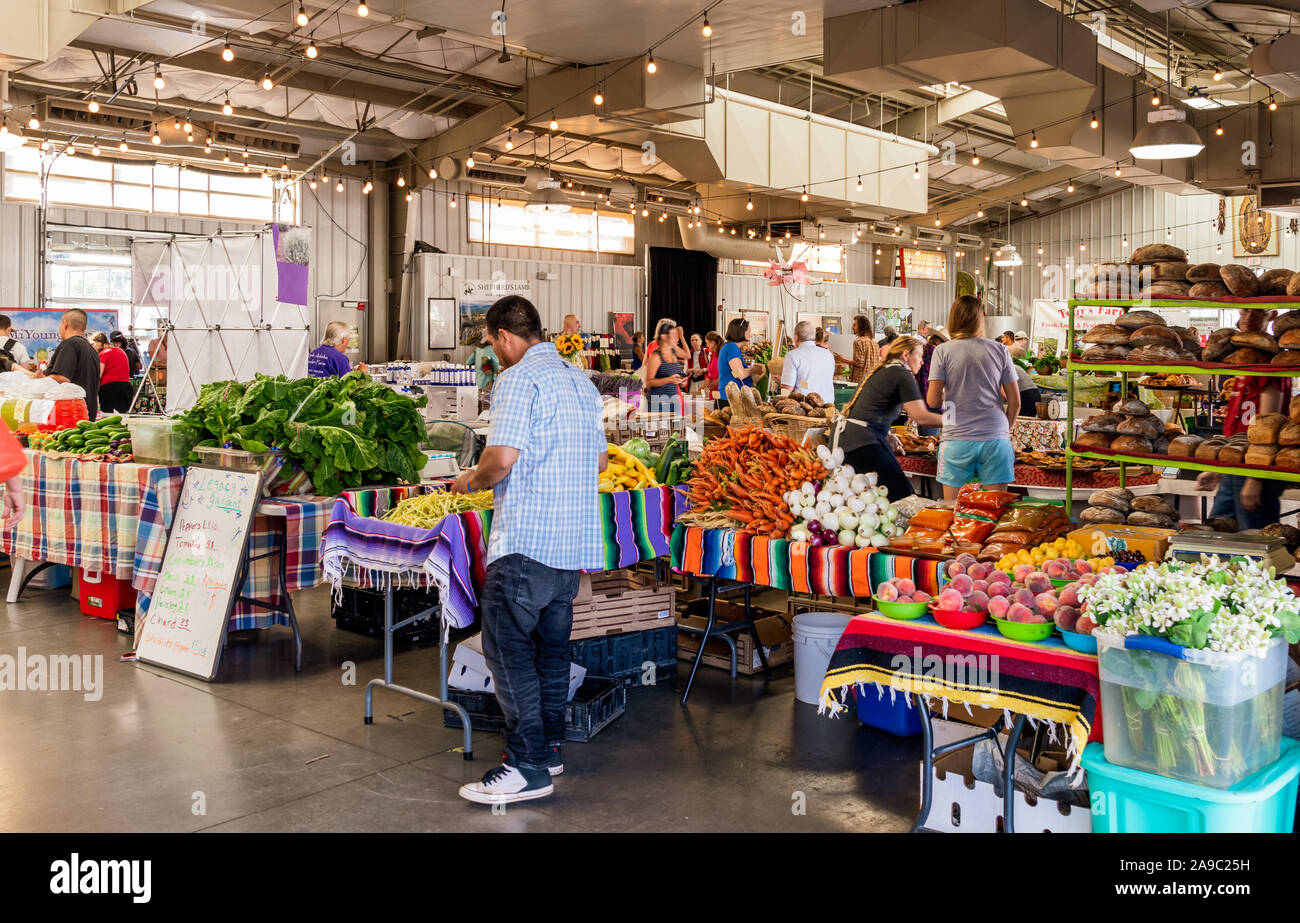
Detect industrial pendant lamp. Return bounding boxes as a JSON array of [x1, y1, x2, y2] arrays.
[[1129, 106, 1204, 160]]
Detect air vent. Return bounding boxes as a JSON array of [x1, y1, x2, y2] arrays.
[[768, 220, 803, 239], [955, 233, 984, 249], [642, 188, 695, 210], [42, 98, 300, 157], [916, 229, 946, 245], [465, 164, 528, 187]]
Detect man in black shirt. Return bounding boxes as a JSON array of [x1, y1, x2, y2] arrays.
[[45, 309, 101, 420]]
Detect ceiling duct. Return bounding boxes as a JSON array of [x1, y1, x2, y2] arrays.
[[955, 233, 985, 250], [677, 217, 782, 260], [525, 57, 706, 141], [1249, 34, 1300, 100], [0, 0, 151, 72], [1259, 183, 1300, 218]]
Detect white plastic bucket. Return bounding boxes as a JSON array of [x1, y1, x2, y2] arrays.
[[793, 612, 854, 705]]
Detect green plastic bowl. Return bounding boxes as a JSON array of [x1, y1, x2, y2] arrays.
[[991, 616, 1054, 642], [873, 596, 928, 620]]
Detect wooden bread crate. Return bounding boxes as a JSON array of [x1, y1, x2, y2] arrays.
[[571, 570, 677, 640]]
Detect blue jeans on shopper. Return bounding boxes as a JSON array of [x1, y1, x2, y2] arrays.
[[1208, 474, 1284, 531], [479, 553, 580, 780]]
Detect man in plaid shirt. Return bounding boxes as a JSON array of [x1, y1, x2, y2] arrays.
[[452, 295, 608, 805]]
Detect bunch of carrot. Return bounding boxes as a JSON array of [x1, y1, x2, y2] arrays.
[[684, 426, 825, 537]]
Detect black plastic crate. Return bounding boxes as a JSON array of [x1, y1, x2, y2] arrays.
[[568, 625, 677, 686], [331, 585, 440, 646], [443, 679, 626, 742]]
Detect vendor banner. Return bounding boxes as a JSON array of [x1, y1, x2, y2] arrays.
[[459, 278, 530, 346], [0, 308, 119, 365], [1031, 299, 1122, 354], [272, 223, 311, 306]]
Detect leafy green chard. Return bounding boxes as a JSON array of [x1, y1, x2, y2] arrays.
[[175, 371, 428, 495]]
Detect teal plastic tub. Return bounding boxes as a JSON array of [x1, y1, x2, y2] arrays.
[[1082, 737, 1300, 833]]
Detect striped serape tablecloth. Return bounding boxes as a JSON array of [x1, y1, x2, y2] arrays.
[[132, 470, 334, 630], [670, 524, 946, 598], [319, 485, 687, 629], [820, 612, 1102, 767]]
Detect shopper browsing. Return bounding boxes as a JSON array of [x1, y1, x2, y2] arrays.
[[779, 321, 835, 404], [563, 314, 582, 338], [111, 331, 143, 378], [90, 332, 133, 414], [308, 321, 369, 377], [716, 317, 764, 404], [849, 315, 881, 382], [644, 322, 688, 415], [704, 331, 723, 397], [451, 295, 607, 806], [1008, 345, 1042, 416], [914, 328, 949, 437], [835, 335, 944, 501], [43, 309, 101, 420], [0, 315, 31, 369], [926, 295, 1020, 499]]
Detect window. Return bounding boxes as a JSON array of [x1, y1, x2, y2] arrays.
[[466, 196, 635, 255], [3, 147, 293, 223], [902, 248, 947, 282]]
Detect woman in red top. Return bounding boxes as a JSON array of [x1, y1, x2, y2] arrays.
[[91, 332, 132, 414]]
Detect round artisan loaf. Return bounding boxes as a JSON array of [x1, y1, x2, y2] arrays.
[[1169, 326, 1201, 351], [1258, 268, 1295, 295], [1111, 435, 1153, 454], [1127, 510, 1177, 529], [1116, 310, 1167, 330], [1139, 281, 1190, 299], [1082, 412, 1123, 433], [1203, 328, 1238, 361], [1288, 273, 1300, 296], [1220, 264, 1260, 297], [1117, 414, 1164, 439], [1224, 347, 1274, 365], [1079, 505, 1125, 524], [1188, 280, 1230, 299], [1186, 263, 1222, 282], [1128, 325, 1182, 348], [1291, 397, 1300, 424], [1132, 495, 1178, 517], [1081, 344, 1129, 361], [1128, 344, 1181, 362], [1271, 350, 1300, 367], [1231, 330, 1280, 353], [1082, 324, 1130, 345], [1275, 312, 1300, 336], [1280, 422, 1300, 446], [1279, 328, 1300, 350], [1075, 431, 1115, 449], [1168, 434, 1204, 457], [1088, 488, 1133, 512], [1130, 243, 1187, 265], [1115, 398, 1150, 416], [1141, 261, 1191, 283]]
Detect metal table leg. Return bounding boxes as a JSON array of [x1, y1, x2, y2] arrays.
[[679, 576, 718, 705], [912, 699, 1002, 833], [363, 585, 473, 760], [276, 517, 302, 673], [7, 559, 53, 603], [1001, 714, 1029, 834]]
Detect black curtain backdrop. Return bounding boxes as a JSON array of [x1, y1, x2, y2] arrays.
[[648, 246, 717, 340]]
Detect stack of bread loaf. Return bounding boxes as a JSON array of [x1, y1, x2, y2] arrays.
[[1201, 312, 1300, 367], [1076, 242, 1300, 302], [1080, 486, 1180, 530], [1165, 398, 1300, 469], [1076, 397, 1184, 454], [1078, 310, 1200, 362]]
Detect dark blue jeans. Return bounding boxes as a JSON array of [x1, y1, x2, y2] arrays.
[[479, 553, 580, 778], [1209, 474, 1284, 530]]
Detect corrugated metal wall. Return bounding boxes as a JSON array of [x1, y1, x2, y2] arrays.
[[0, 200, 39, 306], [299, 177, 369, 304], [1005, 186, 1300, 313]]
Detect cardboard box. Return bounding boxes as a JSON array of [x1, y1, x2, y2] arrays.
[[450, 634, 587, 700], [1067, 523, 1175, 563], [676, 603, 793, 674]]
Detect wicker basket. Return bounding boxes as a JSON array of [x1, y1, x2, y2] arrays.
[[764, 412, 828, 446]]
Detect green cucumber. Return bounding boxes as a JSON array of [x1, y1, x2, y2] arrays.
[[97, 415, 122, 426]]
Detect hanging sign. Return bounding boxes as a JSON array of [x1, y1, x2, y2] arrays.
[[1031, 299, 1123, 353]]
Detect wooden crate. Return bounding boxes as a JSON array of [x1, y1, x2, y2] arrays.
[[570, 570, 677, 640], [787, 595, 872, 619], [676, 603, 794, 674]]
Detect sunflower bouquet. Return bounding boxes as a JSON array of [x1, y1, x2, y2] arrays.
[[554, 333, 586, 367]]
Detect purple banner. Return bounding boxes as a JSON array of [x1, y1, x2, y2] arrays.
[[273, 223, 310, 306]]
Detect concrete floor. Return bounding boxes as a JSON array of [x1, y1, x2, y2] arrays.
[[0, 582, 919, 833]]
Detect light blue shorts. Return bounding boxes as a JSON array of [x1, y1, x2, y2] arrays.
[[936, 438, 1015, 488]]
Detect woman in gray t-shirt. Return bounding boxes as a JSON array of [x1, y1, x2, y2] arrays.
[[925, 295, 1021, 499]]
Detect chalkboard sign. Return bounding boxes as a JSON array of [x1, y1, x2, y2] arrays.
[[134, 465, 263, 680]]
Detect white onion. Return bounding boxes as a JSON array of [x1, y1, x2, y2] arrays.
[[789, 502, 803, 518], [801, 481, 816, 497], [884, 507, 899, 522], [850, 475, 869, 494], [827, 493, 844, 509], [832, 476, 851, 495], [838, 529, 857, 548], [820, 514, 840, 533], [837, 511, 859, 531], [815, 489, 831, 505], [860, 511, 880, 530], [855, 533, 873, 548], [870, 532, 890, 547], [816, 445, 832, 462], [790, 524, 810, 543], [800, 507, 817, 522], [839, 465, 856, 479], [865, 472, 878, 487], [831, 447, 845, 466], [814, 500, 831, 516], [848, 496, 866, 514]]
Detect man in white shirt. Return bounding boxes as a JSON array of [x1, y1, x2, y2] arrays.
[[780, 320, 835, 404], [0, 315, 31, 369]]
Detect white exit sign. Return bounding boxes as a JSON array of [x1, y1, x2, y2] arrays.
[[1248, 257, 1262, 266]]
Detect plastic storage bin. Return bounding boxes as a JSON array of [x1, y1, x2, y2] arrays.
[[192, 446, 278, 474], [1097, 633, 1287, 789], [1082, 737, 1300, 833], [126, 417, 197, 465], [78, 568, 137, 618], [855, 683, 923, 736]]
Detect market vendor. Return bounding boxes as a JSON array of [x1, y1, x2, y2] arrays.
[[563, 314, 582, 338], [451, 294, 606, 806], [835, 335, 943, 501], [308, 321, 369, 378], [43, 309, 101, 421], [779, 320, 835, 404], [1008, 345, 1041, 416], [1197, 309, 1290, 528]]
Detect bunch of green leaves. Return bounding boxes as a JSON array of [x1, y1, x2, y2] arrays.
[[175, 372, 428, 495]]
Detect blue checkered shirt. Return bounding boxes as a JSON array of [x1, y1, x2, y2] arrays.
[[484, 341, 606, 570]]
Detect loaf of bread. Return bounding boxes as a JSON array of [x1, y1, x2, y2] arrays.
[[1115, 398, 1151, 416], [1277, 447, 1300, 469], [1139, 282, 1191, 299], [1277, 311, 1300, 336], [1281, 422, 1300, 446], [1195, 438, 1228, 460], [1127, 510, 1177, 529], [1117, 310, 1167, 330], [1168, 435, 1204, 457], [1131, 495, 1177, 517], [1271, 350, 1300, 367], [1232, 331, 1280, 353], [1245, 444, 1280, 466], [1288, 274, 1300, 297], [1111, 435, 1154, 454], [1089, 488, 1134, 512], [1186, 263, 1222, 283], [1163, 422, 1186, 438], [1128, 325, 1182, 348], [1221, 264, 1261, 297], [1129, 344, 1182, 362], [1151, 435, 1171, 454], [1141, 261, 1191, 283], [1130, 244, 1187, 265], [1117, 415, 1164, 438], [1203, 328, 1238, 362], [1248, 412, 1289, 444], [1259, 268, 1295, 295], [1206, 516, 1241, 533], [1080, 506, 1126, 524], [1082, 324, 1130, 345], [1082, 412, 1123, 433], [1291, 397, 1300, 424], [1080, 345, 1130, 361], [1188, 281, 1230, 299], [1225, 347, 1274, 365], [1279, 328, 1300, 350], [1076, 431, 1115, 449], [1218, 443, 1247, 464]]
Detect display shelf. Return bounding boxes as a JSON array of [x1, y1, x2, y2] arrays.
[[1064, 294, 1300, 508]]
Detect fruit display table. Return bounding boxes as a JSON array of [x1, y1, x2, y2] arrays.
[[819, 611, 1102, 832]]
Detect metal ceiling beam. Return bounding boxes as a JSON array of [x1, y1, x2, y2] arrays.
[[915, 165, 1080, 227]]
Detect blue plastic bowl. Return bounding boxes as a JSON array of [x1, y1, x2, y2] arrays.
[[1059, 628, 1098, 654]]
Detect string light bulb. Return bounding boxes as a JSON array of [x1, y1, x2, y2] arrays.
[[594, 89, 603, 106], [976, 207, 984, 218], [221, 38, 234, 62], [1020, 197, 1029, 207], [261, 71, 274, 90], [912, 163, 920, 179], [151, 128, 161, 145], [296, 4, 308, 27], [1213, 67, 1223, 81], [1269, 96, 1278, 111], [549, 115, 558, 131], [1067, 182, 1075, 193], [504, 132, 513, 151], [396, 174, 406, 187], [1215, 122, 1224, 136], [65, 143, 75, 156], [646, 54, 656, 74], [1151, 92, 1160, 106], [203, 140, 211, 153], [1030, 132, 1038, 148], [428, 166, 437, 179], [336, 179, 344, 192], [1122, 236, 1128, 247], [702, 14, 712, 37], [183, 119, 192, 133], [174, 117, 181, 130], [362, 180, 372, 195], [1090, 111, 1098, 129], [405, 192, 412, 203], [1114, 164, 1122, 176], [119, 137, 128, 152], [91, 141, 100, 156], [153, 66, 165, 90], [746, 194, 753, 211], [357, 1, 368, 16], [856, 175, 863, 191], [800, 187, 809, 201], [88, 99, 99, 114], [27, 115, 39, 130], [465, 155, 475, 168], [305, 38, 318, 59], [971, 154, 980, 165]]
